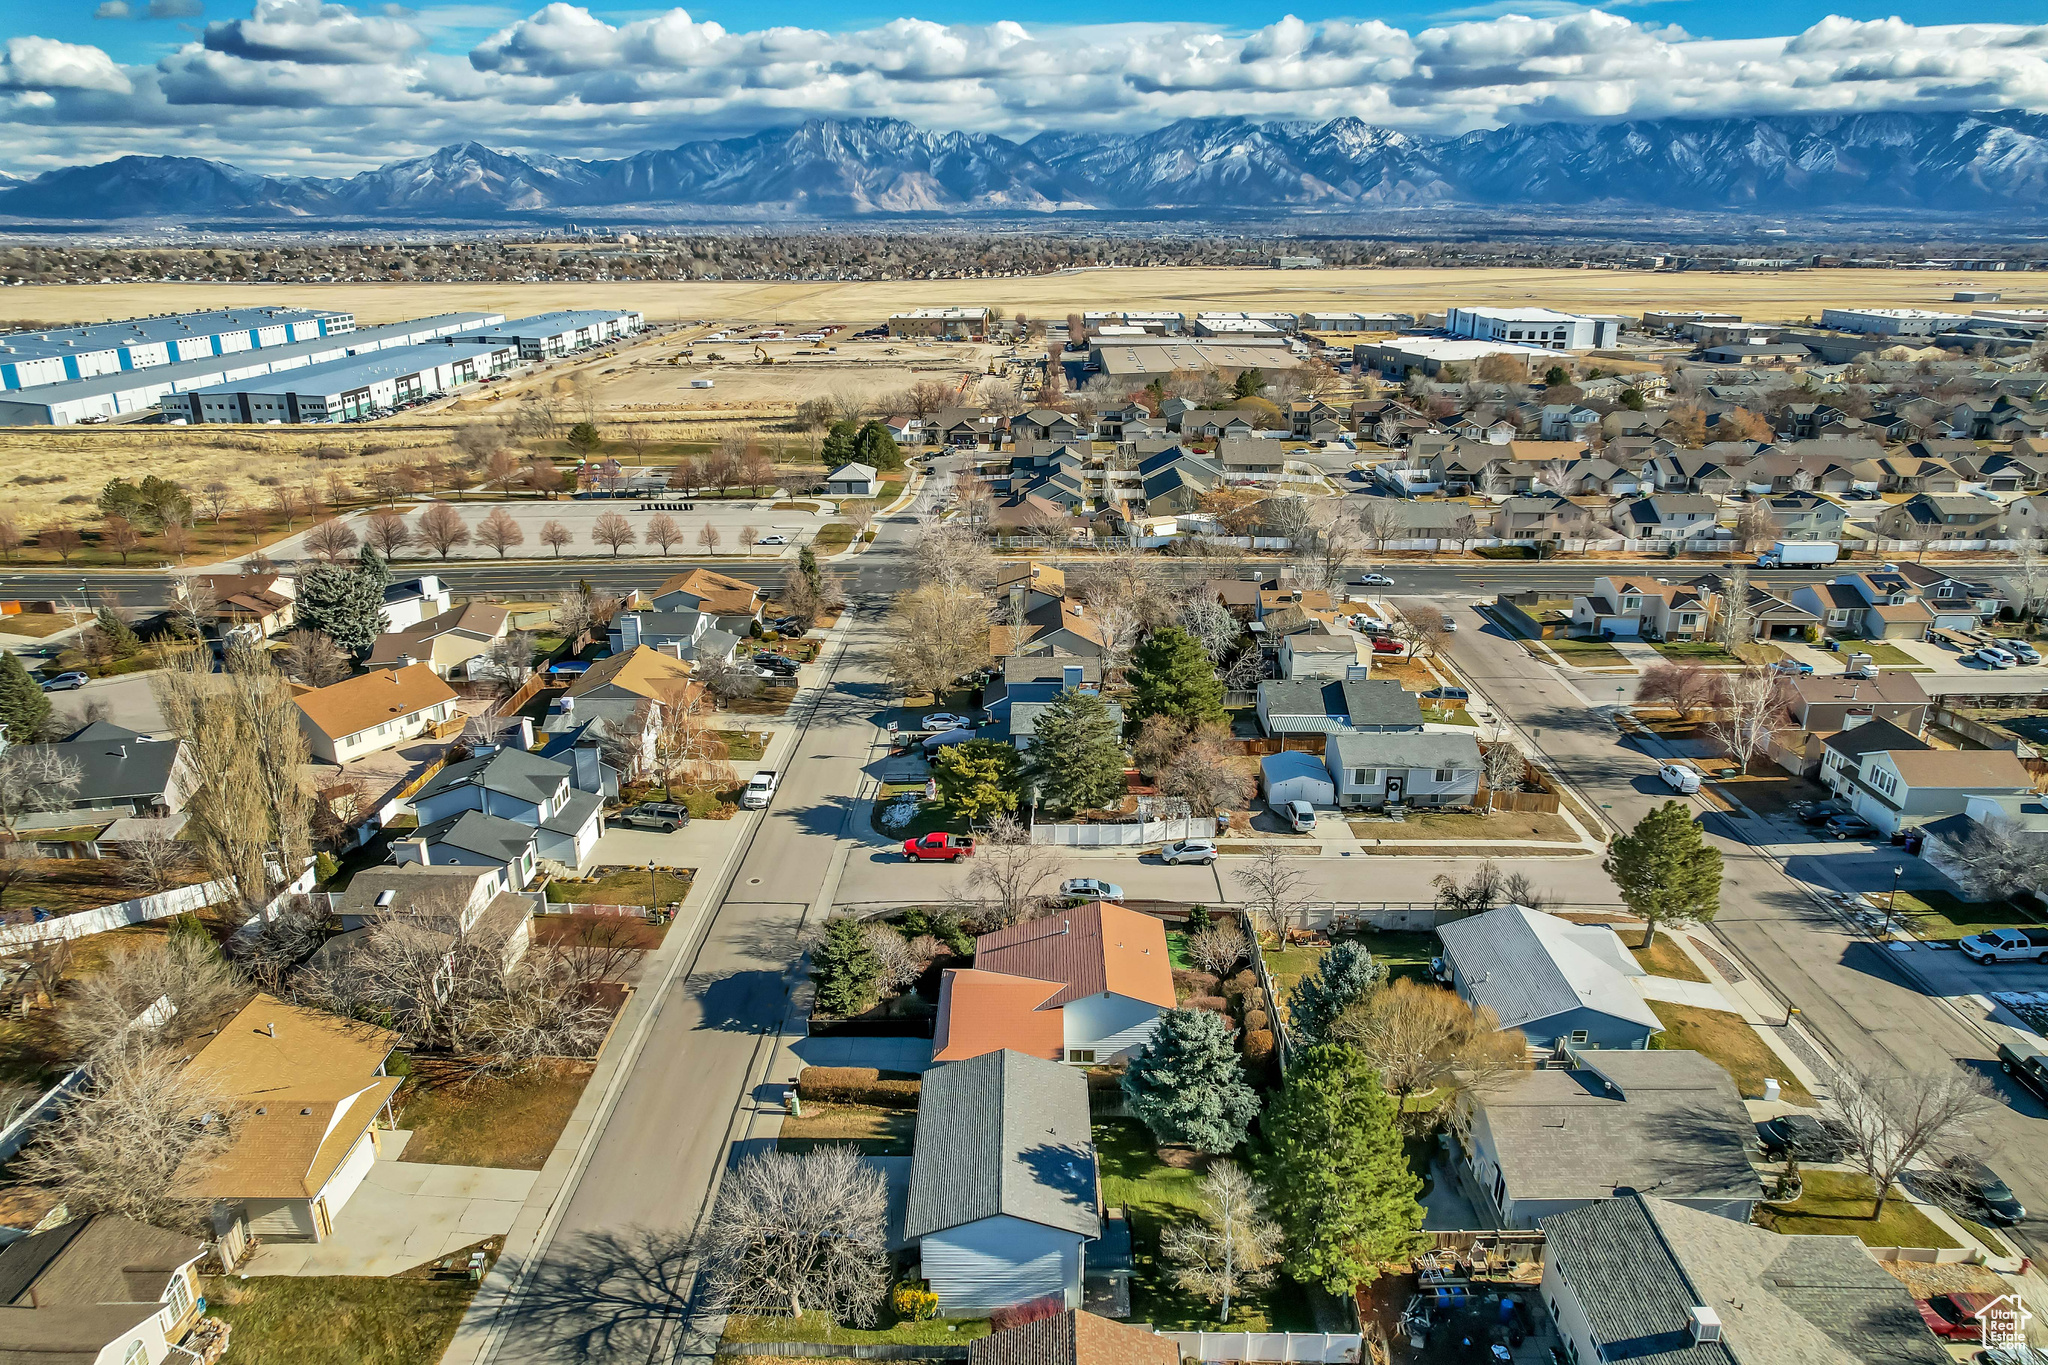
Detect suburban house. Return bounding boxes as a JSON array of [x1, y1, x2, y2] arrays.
[[190, 570, 296, 640], [331, 861, 510, 929], [563, 645, 698, 708], [320, 862, 532, 980], [1255, 678, 1423, 738], [365, 601, 512, 678], [25, 722, 190, 819], [1610, 493, 1720, 541], [1569, 577, 1713, 641], [982, 660, 1121, 751], [969, 1311, 1175, 1365], [1437, 905, 1662, 1050], [1873, 454, 1963, 494], [1756, 490, 1847, 541], [399, 745, 605, 877], [991, 492, 1079, 535], [934, 901, 1175, 1065], [1012, 409, 1090, 444], [990, 573, 1113, 659], [1137, 456, 1223, 514], [173, 994, 402, 1246], [607, 609, 740, 667], [1885, 561, 2003, 622], [1323, 731, 1482, 809], [0, 1214, 207, 1365], [292, 663, 459, 765], [935, 407, 998, 447], [1278, 631, 1367, 679], [648, 568, 764, 628], [1788, 571, 1938, 640], [1816, 719, 1930, 797], [1541, 1195, 1950, 1365], [998, 562, 1068, 617], [380, 573, 452, 631], [826, 461, 880, 498], [904, 1050, 1101, 1317], [1174, 410, 1257, 440], [1456, 1049, 1761, 1229], [1875, 493, 2005, 544], [1788, 673, 1931, 734], [1498, 493, 1608, 544], [1829, 746, 2034, 836], [1688, 572, 1820, 642]]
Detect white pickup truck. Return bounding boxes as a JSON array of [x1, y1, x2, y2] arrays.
[[741, 770, 780, 809], [1960, 927, 2048, 964]]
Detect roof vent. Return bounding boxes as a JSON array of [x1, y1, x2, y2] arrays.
[[265, 1022, 276, 1038], [375, 889, 396, 907], [255, 1106, 267, 1115], [1688, 1307, 1722, 1344]]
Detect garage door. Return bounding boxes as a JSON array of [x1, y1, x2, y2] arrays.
[[318, 1131, 379, 1222]]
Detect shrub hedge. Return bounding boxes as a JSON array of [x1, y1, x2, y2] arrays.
[[796, 1066, 921, 1108]]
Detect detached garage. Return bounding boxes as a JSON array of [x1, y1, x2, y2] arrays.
[[1260, 750, 1334, 808]]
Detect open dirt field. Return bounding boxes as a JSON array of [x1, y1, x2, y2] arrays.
[[5, 266, 2045, 330]]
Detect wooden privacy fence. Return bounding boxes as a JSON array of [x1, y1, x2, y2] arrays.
[[492, 671, 552, 718]]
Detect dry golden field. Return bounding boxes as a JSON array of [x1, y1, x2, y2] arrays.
[[4, 266, 2046, 330]]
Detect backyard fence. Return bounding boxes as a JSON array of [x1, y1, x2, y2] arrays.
[[0, 1067, 87, 1163], [540, 902, 651, 918], [1161, 1332, 1362, 1363], [0, 879, 225, 949], [719, 1347, 968, 1361], [1029, 815, 1223, 847]]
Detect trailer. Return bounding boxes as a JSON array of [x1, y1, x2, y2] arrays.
[[1756, 540, 1839, 567]]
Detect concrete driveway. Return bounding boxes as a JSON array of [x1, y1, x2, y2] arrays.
[[242, 1130, 536, 1278], [46, 672, 169, 737]]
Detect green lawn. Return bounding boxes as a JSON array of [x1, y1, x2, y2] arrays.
[[1754, 1170, 1959, 1250], [724, 1312, 988, 1346], [202, 1275, 476, 1365], [1887, 889, 2038, 941], [1526, 636, 1627, 665], [544, 866, 693, 909], [1263, 931, 1438, 1007], [814, 524, 856, 551], [1851, 642, 1923, 667], [713, 729, 769, 762], [1652, 640, 1739, 661], [1630, 931, 1709, 983], [1165, 930, 1195, 970], [1094, 1119, 1315, 1331], [1649, 1001, 1814, 1106]]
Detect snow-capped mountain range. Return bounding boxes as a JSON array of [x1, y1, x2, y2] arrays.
[[5, 111, 2047, 220]]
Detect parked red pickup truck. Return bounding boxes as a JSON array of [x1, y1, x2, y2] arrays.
[[903, 833, 976, 861]]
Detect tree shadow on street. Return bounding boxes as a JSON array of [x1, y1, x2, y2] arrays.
[[496, 1224, 698, 1365]]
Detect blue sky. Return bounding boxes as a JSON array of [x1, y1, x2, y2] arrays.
[[3, 0, 2046, 174]]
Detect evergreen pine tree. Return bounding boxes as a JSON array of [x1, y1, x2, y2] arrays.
[[821, 420, 860, 466], [1286, 941, 1387, 1050], [1260, 1044, 1424, 1292], [94, 607, 143, 660], [1233, 368, 1264, 399], [1604, 799, 1723, 948], [853, 420, 904, 471], [1122, 1007, 1261, 1153], [356, 544, 391, 589], [0, 652, 51, 743], [812, 915, 880, 1016], [798, 545, 822, 593], [1129, 626, 1226, 724], [1022, 688, 1126, 815], [295, 562, 390, 657]]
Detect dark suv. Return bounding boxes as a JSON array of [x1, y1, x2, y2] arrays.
[[1999, 1039, 2048, 1104], [617, 802, 691, 832]]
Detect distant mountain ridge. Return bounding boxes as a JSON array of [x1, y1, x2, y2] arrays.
[[6, 110, 2048, 220]]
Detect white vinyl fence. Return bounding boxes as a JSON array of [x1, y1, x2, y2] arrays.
[[0, 860, 318, 950], [1161, 1333, 1361, 1363], [1030, 816, 1223, 847]]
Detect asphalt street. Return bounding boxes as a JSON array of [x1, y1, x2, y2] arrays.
[[1441, 607, 2048, 1261]]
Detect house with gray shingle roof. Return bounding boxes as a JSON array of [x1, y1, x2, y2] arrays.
[[1324, 731, 1481, 809], [1457, 1050, 1761, 1230], [1255, 678, 1422, 737], [1540, 1194, 1949, 1365], [1437, 905, 1662, 1050], [905, 1050, 1100, 1318]]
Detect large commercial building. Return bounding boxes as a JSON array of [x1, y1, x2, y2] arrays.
[[0, 307, 354, 392], [1445, 307, 1619, 350], [450, 308, 644, 360], [886, 307, 988, 340], [0, 313, 504, 426], [1819, 307, 1970, 336], [1354, 337, 1560, 380], [166, 338, 519, 424], [1086, 337, 1300, 383]]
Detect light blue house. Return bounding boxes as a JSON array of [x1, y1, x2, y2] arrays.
[[904, 1050, 1100, 1317], [1436, 905, 1662, 1051]]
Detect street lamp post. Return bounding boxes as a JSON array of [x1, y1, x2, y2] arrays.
[[1882, 864, 1904, 939], [649, 858, 658, 923]]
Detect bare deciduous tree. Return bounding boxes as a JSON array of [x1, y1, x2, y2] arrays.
[[1159, 1159, 1284, 1323], [1636, 661, 1720, 719], [912, 513, 995, 592], [699, 1146, 890, 1323], [1705, 666, 1790, 775], [539, 519, 573, 557], [58, 933, 246, 1057], [646, 513, 682, 555], [964, 814, 1055, 929], [537, 914, 647, 987], [885, 584, 991, 699], [1157, 725, 1256, 816], [281, 627, 352, 687], [1831, 1063, 1994, 1221], [0, 746, 83, 835], [862, 922, 933, 995], [591, 512, 636, 557], [1430, 859, 1542, 917], [415, 503, 471, 559], [1481, 740, 1527, 809], [1234, 846, 1312, 941], [476, 507, 525, 558], [1931, 816, 2048, 907], [303, 519, 359, 562], [1176, 591, 1242, 661], [1337, 978, 1528, 1115], [362, 509, 412, 559], [116, 831, 194, 896], [1185, 920, 1248, 975]]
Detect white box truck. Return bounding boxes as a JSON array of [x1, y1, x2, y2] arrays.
[[1757, 541, 1839, 567]]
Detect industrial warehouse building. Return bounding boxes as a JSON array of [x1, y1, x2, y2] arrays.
[[1444, 307, 1620, 351], [0, 307, 355, 391], [0, 313, 505, 426], [167, 339, 519, 424], [450, 309, 644, 360]]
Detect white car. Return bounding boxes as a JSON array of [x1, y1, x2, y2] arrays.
[[920, 712, 974, 732], [1159, 839, 1218, 866], [1440, 616, 1458, 632], [1061, 877, 1125, 902], [1960, 928, 2048, 964], [756, 534, 790, 545], [1658, 762, 1703, 794], [38, 671, 88, 692], [1975, 646, 2016, 669], [1352, 573, 1395, 587]]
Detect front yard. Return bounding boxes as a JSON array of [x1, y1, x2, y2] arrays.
[[1885, 889, 2038, 941], [394, 1058, 596, 1169], [1094, 1119, 1315, 1331], [1523, 636, 1627, 666], [1629, 931, 1708, 983], [544, 865, 694, 910], [1349, 809, 1579, 843], [1648, 1001, 1813, 1106], [776, 1101, 915, 1155], [1261, 930, 1439, 1009], [202, 1274, 476, 1365], [1754, 1170, 1958, 1250], [724, 1312, 989, 1346], [872, 786, 971, 840]]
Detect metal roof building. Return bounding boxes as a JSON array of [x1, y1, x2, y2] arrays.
[[168, 335, 518, 424], [0, 307, 354, 392], [449, 308, 643, 360], [0, 312, 503, 426]]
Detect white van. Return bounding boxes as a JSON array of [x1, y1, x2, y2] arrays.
[[1658, 762, 1703, 794]]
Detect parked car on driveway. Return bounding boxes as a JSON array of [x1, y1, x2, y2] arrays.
[[38, 671, 87, 692], [1916, 1296, 1984, 1342], [1159, 839, 1217, 866], [1755, 1113, 1849, 1163], [1370, 637, 1405, 655], [1060, 877, 1124, 902], [1820, 814, 1876, 840], [920, 712, 974, 732], [1960, 927, 2048, 964], [1422, 686, 1470, 702], [1975, 646, 2017, 669], [2008, 640, 2042, 664], [903, 832, 975, 862], [617, 802, 691, 832]]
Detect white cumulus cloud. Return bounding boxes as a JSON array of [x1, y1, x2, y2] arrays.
[[0, 35, 135, 93]]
